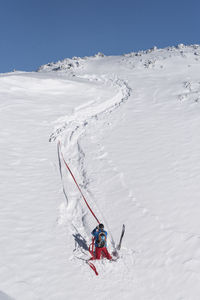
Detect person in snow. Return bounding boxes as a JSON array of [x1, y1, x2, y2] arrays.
[[91, 223, 112, 260]]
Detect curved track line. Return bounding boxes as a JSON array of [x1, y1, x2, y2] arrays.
[[52, 74, 131, 252]]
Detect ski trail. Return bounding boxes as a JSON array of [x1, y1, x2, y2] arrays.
[[51, 74, 131, 255], [49, 75, 131, 142]]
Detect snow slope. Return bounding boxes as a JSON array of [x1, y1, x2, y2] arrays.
[[1, 45, 200, 299]]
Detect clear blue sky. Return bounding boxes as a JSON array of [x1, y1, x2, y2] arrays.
[[0, 0, 199, 73]]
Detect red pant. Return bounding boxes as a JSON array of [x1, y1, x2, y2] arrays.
[[95, 247, 112, 260]]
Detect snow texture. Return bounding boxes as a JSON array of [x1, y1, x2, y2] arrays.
[[1, 44, 200, 299]]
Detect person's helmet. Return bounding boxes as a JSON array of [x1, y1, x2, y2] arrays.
[[99, 223, 104, 229]]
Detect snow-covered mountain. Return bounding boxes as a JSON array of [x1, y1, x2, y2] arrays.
[[1, 44, 200, 300]]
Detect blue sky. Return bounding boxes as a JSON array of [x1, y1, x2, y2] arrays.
[[0, 0, 199, 73]]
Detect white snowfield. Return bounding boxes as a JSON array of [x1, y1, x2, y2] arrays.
[[1, 44, 200, 300]]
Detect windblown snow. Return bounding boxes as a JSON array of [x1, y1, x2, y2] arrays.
[[1, 44, 200, 300]]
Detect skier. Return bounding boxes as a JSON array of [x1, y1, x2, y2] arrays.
[[91, 223, 112, 260]]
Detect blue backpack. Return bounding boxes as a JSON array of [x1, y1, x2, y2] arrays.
[[97, 231, 106, 248]]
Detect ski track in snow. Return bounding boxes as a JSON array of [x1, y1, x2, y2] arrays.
[[50, 73, 132, 271], [50, 75, 132, 274]]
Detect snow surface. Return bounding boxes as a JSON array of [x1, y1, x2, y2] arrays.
[[1, 45, 200, 299]]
